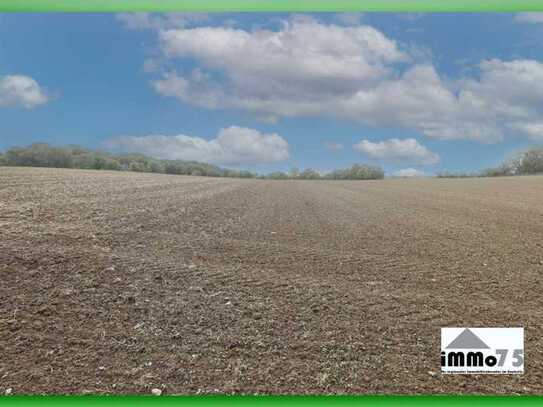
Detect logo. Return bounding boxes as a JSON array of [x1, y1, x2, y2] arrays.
[[441, 328, 524, 374]]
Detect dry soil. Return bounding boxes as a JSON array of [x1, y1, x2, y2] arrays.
[[1, 167, 543, 394]]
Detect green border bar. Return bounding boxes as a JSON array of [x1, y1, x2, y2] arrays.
[[1, 0, 543, 12], [2, 396, 543, 406]]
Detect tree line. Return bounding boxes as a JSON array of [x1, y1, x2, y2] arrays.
[[0, 143, 385, 180], [437, 146, 543, 178]]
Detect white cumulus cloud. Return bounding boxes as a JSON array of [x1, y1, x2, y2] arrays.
[[123, 16, 543, 144], [104, 126, 289, 166], [152, 19, 408, 115], [354, 138, 439, 165], [392, 168, 426, 177], [0, 75, 49, 108]]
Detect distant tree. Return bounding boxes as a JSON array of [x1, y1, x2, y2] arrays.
[[238, 170, 255, 178], [102, 158, 121, 171], [436, 171, 474, 178], [147, 160, 164, 173], [268, 171, 289, 180], [289, 167, 300, 179], [224, 170, 241, 178], [477, 146, 543, 177], [516, 146, 543, 175], [129, 161, 147, 172], [299, 169, 321, 179], [325, 164, 384, 180], [480, 164, 511, 177], [1, 143, 386, 181], [190, 169, 203, 176], [5, 143, 73, 168]]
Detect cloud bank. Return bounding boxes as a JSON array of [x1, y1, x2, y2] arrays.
[[105, 126, 289, 166], [354, 138, 439, 165], [392, 168, 426, 177], [136, 18, 543, 143]]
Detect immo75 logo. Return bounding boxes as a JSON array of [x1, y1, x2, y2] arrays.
[[441, 328, 524, 374]]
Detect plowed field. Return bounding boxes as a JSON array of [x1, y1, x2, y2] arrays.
[[1, 167, 543, 394]]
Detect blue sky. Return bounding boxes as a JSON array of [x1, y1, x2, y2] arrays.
[[1, 12, 543, 175]]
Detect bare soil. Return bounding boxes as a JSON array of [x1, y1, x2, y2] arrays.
[[1, 166, 543, 394]]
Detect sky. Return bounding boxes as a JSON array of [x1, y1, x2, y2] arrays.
[[1, 12, 543, 176]]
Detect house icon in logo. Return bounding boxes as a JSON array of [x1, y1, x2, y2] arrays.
[[446, 328, 489, 349]]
